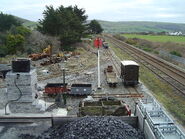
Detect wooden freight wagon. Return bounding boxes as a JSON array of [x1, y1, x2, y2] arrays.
[[121, 60, 139, 86], [44, 83, 68, 96]]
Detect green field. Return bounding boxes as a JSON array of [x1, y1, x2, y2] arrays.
[[122, 34, 185, 43], [98, 20, 185, 33]]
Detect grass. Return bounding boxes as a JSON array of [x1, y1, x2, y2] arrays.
[[122, 34, 185, 44], [109, 41, 185, 127]]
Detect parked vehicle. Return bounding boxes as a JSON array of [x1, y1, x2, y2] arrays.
[[120, 60, 139, 86], [104, 65, 118, 87]]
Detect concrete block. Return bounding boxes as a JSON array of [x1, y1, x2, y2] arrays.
[[6, 69, 38, 103]]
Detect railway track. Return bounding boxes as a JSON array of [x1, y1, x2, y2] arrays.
[[105, 34, 185, 95], [104, 49, 120, 75], [103, 46, 143, 101]]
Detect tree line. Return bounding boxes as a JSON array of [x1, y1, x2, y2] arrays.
[[0, 5, 103, 57], [0, 12, 31, 57]]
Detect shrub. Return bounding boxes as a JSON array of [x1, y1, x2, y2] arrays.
[[113, 34, 126, 41], [170, 51, 182, 57], [154, 51, 159, 54], [6, 34, 25, 54], [0, 45, 8, 57], [125, 38, 137, 45], [143, 47, 152, 52]]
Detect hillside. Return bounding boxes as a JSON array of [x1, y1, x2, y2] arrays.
[[98, 20, 185, 33], [14, 16, 38, 29], [11, 16, 185, 34]]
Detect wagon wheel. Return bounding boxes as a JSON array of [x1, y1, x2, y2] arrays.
[[113, 83, 117, 88]]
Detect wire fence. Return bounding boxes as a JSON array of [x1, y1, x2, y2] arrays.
[[159, 50, 185, 65]]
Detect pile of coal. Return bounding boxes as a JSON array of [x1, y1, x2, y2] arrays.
[[35, 116, 144, 139]]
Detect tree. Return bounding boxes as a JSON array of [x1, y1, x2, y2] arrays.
[[0, 12, 21, 32], [6, 34, 25, 54], [89, 20, 103, 34], [0, 45, 8, 57], [38, 5, 88, 49]]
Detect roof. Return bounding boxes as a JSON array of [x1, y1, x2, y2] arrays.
[[121, 60, 139, 66], [0, 64, 11, 71]]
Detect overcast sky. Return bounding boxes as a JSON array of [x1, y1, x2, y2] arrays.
[[0, 0, 185, 23]]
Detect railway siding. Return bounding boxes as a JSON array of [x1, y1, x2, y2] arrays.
[[105, 35, 185, 127], [105, 35, 185, 95]]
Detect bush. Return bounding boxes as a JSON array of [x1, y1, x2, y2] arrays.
[[16, 26, 31, 36], [143, 47, 152, 52], [6, 34, 25, 54], [154, 51, 159, 54], [26, 48, 33, 54], [125, 38, 137, 45], [0, 45, 8, 57], [113, 34, 126, 41], [170, 51, 182, 57], [0, 33, 6, 44]]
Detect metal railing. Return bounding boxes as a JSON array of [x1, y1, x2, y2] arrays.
[[138, 98, 185, 139]]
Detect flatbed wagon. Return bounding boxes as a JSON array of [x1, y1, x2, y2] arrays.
[[104, 66, 118, 87]]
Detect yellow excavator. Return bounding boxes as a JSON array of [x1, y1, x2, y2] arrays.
[[29, 45, 52, 61]]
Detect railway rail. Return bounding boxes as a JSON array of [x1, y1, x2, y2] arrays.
[[92, 93, 144, 98], [103, 45, 143, 102], [105, 34, 185, 95]]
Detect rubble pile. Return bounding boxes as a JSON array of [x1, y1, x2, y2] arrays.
[[21, 116, 144, 139]]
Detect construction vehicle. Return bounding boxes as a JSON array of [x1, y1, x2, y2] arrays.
[[29, 45, 52, 61]]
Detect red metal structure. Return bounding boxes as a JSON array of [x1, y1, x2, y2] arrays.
[[94, 38, 103, 48]]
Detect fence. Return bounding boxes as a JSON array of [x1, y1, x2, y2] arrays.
[[159, 50, 185, 65]]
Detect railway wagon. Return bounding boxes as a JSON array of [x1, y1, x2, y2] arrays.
[[121, 60, 139, 86], [70, 84, 92, 95], [104, 65, 118, 87], [44, 83, 68, 96], [103, 42, 109, 49]]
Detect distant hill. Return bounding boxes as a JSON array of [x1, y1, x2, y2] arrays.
[[11, 16, 185, 33], [14, 16, 38, 30], [98, 20, 185, 33]]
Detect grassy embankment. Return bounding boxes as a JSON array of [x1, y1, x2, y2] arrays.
[[109, 42, 185, 127], [122, 34, 185, 44]]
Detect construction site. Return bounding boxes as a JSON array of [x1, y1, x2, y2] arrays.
[[0, 35, 185, 139]]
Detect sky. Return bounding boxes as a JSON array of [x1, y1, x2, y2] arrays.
[[0, 0, 185, 23]]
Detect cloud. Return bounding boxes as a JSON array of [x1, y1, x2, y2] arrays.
[[0, 0, 184, 23], [155, 13, 182, 18]]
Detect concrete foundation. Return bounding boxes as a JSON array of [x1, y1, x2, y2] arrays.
[[5, 69, 42, 113], [6, 69, 37, 103]]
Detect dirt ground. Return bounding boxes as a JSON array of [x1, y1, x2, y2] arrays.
[[0, 44, 161, 138]]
